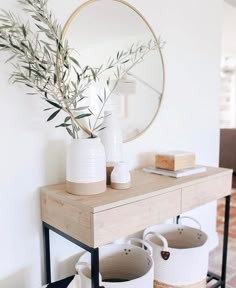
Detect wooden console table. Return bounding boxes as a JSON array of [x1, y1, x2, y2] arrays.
[[41, 166, 232, 288]]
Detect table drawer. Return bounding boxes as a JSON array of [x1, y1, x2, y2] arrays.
[[92, 189, 181, 247], [182, 174, 232, 212]]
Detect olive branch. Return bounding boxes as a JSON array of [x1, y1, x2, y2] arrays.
[[0, 0, 161, 138]]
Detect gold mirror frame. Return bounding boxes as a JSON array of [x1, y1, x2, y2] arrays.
[[62, 0, 165, 142]]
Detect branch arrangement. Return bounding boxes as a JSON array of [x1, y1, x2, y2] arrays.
[[0, 0, 160, 138]]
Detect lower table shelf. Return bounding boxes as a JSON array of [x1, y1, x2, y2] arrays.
[[43, 276, 74, 288], [207, 271, 224, 288], [43, 273, 224, 288]]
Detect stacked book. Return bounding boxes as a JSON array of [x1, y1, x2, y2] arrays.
[[143, 151, 206, 178]]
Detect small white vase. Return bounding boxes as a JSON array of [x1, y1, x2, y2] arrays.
[[66, 138, 106, 195], [110, 161, 131, 190]]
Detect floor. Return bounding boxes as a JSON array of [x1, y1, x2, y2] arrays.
[[208, 175, 236, 288]]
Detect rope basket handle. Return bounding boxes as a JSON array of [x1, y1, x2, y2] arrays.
[[75, 261, 91, 272], [177, 216, 202, 231], [75, 261, 102, 283], [144, 232, 170, 261], [127, 238, 153, 256]]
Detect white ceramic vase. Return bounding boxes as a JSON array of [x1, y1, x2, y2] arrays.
[[99, 111, 123, 184], [66, 138, 106, 195], [110, 161, 131, 190], [99, 111, 123, 163]]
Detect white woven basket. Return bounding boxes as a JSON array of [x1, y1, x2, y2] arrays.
[[143, 217, 209, 287], [76, 239, 154, 288]]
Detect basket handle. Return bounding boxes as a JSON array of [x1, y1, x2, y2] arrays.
[[75, 261, 91, 274], [144, 232, 170, 260], [75, 261, 102, 283], [178, 216, 202, 230], [127, 238, 153, 256]]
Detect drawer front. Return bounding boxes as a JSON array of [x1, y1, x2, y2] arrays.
[[93, 189, 181, 247], [182, 174, 232, 213]]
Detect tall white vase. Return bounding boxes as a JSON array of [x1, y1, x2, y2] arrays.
[[99, 111, 123, 183], [66, 138, 106, 195]]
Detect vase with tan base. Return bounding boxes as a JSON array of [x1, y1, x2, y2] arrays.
[[66, 138, 106, 195], [110, 161, 131, 190]]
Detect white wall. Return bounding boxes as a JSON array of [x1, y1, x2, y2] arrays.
[[0, 0, 222, 287], [220, 2, 236, 128], [222, 1, 236, 56]]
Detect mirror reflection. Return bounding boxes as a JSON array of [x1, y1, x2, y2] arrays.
[[63, 0, 164, 141]]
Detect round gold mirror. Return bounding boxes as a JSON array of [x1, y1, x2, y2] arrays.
[[63, 0, 165, 142]]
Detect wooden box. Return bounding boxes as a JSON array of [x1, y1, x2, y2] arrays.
[[155, 151, 195, 171]]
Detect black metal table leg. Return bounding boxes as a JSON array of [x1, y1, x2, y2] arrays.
[[42, 222, 101, 288], [43, 223, 51, 284], [177, 194, 231, 288], [221, 195, 231, 288], [91, 248, 100, 288]]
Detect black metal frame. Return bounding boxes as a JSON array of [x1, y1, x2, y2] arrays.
[[43, 222, 100, 288], [43, 195, 231, 288], [177, 195, 231, 288], [207, 195, 231, 288]]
